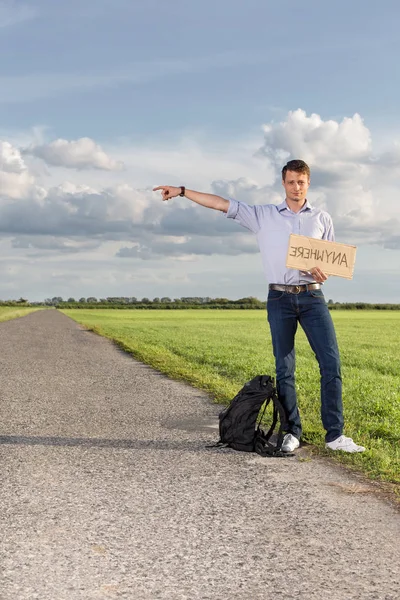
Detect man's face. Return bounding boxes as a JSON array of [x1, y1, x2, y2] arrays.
[[282, 170, 310, 203]]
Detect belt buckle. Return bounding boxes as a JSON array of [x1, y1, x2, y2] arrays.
[[293, 285, 301, 294]]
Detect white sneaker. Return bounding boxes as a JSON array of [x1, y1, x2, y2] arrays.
[[281, 433, 300, 452], [325, 435, 366, 453]]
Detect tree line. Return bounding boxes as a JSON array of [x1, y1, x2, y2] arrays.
[[1, 296, 400, 310]]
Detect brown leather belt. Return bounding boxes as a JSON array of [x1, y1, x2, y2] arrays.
[[269, 283, 322, 294]]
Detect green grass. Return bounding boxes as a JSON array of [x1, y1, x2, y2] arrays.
[[0, 307, 43, 322], [62, 309, 400, 487]]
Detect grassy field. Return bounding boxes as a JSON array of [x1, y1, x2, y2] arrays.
[[0, 307, 43, 322], [62, 309, 400, 487]]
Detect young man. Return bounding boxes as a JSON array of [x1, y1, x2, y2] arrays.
[[154, 159, 365, 453]]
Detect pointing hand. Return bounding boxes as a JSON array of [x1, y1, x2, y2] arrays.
[[153, 186, 182, 201]]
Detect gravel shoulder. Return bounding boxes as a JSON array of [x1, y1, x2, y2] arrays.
[[0, 310, 399, 600]]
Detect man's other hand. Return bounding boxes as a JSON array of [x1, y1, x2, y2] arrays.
[[309, 267, 328, 283]]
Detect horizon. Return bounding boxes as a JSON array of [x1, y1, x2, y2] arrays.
[[3, 295, 400, 307]]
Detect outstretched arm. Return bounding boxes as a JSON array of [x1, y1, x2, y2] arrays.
[[153, 186, 229, 213]]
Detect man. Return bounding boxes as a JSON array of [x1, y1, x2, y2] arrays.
[[153, 159, 365, 453]]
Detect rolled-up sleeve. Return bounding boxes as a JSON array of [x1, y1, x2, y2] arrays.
[[321, 213, 335, 242], [224, 199, 261, 234]]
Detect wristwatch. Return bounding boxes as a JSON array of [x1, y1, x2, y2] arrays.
[[179, 186, 185, 197]]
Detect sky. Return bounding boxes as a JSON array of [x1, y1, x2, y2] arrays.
[[1, 0, 400, 303]]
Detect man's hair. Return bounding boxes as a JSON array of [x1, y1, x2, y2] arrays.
[[281, 159, 310, 181]]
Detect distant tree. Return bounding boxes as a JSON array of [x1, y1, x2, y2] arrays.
[[141, 297, 151, 304], [87, 297, 97, 303], [129, 297, 138, 304], [16, 297, 28, 304], [79, 297, 87, 303], [161, 297, 171, 303], [181, 297, 203, 304], [328, 299, 334, 305], [235, 296, 260, 304], [153, 297, 160, 303], [67, 297, 76, 303], [52, 296, 63, 304]]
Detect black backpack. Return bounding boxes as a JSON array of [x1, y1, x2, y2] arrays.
[[214, 375, 292, 457]]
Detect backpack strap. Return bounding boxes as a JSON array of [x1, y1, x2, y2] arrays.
[[270, 393, 295, 456], [254, 392, 295, 457], [273, 393, 288, 449], [260, 399, 277, 442], [205, 440, 229, 449]]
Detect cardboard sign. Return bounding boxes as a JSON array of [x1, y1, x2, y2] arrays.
[[286, 234, 357, 279]]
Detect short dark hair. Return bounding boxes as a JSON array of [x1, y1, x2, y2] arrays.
[[282, 159, 310, 181]]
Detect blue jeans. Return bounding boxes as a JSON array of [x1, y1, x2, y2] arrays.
[[267, 289, 343, 443]]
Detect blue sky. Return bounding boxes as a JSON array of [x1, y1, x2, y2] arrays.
[[1, 0, 400, 302], [3, 0, 400, 137]]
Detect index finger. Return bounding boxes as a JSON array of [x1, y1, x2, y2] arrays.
[[153, 186, 166, 191]]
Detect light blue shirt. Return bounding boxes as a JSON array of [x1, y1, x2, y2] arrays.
[[225, 198, 335, 285]]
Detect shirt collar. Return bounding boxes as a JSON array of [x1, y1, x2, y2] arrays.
[[277, 199, 313, 213]]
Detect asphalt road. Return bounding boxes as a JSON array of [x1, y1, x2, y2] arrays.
[[0, 310, 399, 600]]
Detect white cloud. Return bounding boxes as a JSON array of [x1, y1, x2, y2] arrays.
[[118, 233, 257, 260], [25, 137, 124, 171], [0, 181, 157, 239], [211, 177, 282, 207], [261, 109, 371, 166], [11, 235, 102, 254], [3, 114, 400, 253], [0, 140, 26, 172], [257, 109, 400, 248], [2, 112, 400, 300], [0, 169, 38, 200], [0, 140, 45, 200]]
